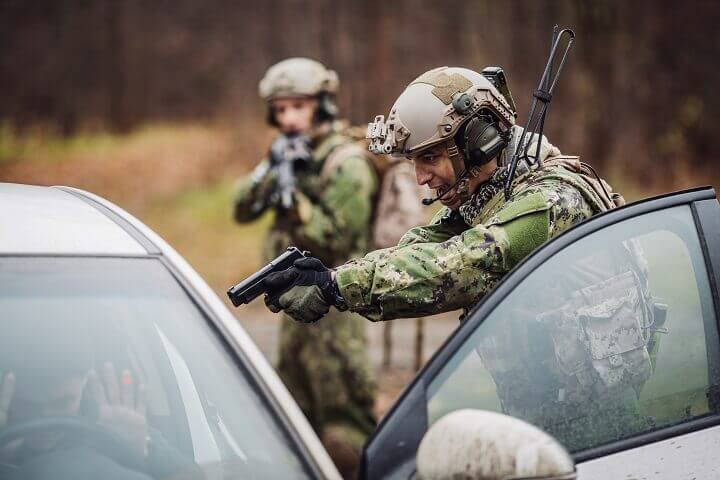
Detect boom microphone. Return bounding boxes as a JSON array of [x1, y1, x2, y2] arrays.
[[421, 170, 469, 206]]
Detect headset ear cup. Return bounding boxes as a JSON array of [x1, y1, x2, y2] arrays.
[[463, 115, 505, 167], [315, 93, 338, 123]]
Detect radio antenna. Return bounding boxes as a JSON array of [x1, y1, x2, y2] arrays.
[[504, 26, 575, 200]]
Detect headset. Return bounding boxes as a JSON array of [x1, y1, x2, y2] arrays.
[[457, 66, 516, 169]]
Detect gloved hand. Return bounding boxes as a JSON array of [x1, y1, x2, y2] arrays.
[[263, 257, 347, 323]]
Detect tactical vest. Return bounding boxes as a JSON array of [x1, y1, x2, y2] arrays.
[[472, 159, 666, 419]]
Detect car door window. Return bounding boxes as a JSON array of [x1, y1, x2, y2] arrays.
[[427, 205, 720, 452]]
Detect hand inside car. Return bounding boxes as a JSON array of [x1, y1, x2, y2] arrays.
[[88, 363, 148, 458]]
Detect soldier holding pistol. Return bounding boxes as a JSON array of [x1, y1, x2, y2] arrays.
[[260, 66, 621, 323], [254, 65, 665, 450]]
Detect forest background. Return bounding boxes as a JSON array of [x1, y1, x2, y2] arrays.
[[2, 0, 719, 412]]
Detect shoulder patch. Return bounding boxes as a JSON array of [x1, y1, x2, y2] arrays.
[[502, 209, 551, 269]]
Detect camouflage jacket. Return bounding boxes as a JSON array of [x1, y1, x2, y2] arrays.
[[336, 161, 613, 321], [234, 124, 378, 265]]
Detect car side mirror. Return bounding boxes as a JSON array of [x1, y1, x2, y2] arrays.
[[416, 409, 576, 480]]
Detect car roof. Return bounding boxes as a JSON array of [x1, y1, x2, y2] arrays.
[[0, 182, 147, 255]]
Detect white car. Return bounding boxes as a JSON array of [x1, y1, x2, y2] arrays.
[[0, 183, 340, 480]]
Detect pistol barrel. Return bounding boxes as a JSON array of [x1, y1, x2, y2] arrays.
[[227, 247, 306, 307]]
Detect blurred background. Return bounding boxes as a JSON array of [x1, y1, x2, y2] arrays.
[[1, 0, 719, 413]]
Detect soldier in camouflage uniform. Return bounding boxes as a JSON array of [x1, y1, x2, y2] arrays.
[[261, 66, 657, 452], [233, 58, 377, 478], [262, 66, 620, 322]]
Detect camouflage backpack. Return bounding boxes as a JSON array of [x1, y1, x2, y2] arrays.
[[321, 125, 429, 249]]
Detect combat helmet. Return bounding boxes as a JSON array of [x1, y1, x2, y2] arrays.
[[367, 67, 516, 178], [259, 58, 340, 126]]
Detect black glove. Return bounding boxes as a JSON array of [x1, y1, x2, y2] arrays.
[[263, 257, 347, 323]]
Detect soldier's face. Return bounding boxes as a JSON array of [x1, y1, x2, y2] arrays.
[[411, 145, 465, 210], [271, 97, 318, 135]]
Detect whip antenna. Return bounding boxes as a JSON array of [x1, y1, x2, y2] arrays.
[[504, 26, 575, 200]]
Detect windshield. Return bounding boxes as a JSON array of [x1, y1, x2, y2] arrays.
[[0, 257, 311, 480]]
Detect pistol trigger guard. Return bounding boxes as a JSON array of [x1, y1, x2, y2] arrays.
[[264, 291, 283, 312]]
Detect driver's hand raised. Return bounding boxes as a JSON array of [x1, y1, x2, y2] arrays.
[[88, 363, 148, 458]]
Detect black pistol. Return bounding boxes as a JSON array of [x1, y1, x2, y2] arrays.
[[227, 247, 308, 307]]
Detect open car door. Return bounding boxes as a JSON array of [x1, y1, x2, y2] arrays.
[[361, 187, 720, 479]]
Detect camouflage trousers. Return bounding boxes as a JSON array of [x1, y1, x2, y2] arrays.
[[277, 308, 377, 477]]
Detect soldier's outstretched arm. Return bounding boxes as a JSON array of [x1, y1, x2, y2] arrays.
[[290, 154, 378, 258], [262, 183, 593, 323], [336, 184, 593, 321], [335, 222, 513, 321], [233, 160, 277, 223]]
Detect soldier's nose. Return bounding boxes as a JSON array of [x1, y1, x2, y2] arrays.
[[415, 166, 432, 186]]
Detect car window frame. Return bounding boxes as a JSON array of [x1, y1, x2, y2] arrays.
[[361, 186, 720, 480]]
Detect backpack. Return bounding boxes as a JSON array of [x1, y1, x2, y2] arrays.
[[321, 125, 430, 249]]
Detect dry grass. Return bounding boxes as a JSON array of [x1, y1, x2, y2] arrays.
[[0, 122, 272, 212]]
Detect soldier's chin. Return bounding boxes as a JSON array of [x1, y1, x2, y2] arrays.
[[438, 188, 462, 210]]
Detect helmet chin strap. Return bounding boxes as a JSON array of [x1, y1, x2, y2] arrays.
[[449, 140, 487, 197]]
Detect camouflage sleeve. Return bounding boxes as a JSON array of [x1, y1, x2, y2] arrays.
[[336, 182, 594, 321], [233, 159, 276, 223], [292, 155, 378, 258], [396, 207, 467, 247]]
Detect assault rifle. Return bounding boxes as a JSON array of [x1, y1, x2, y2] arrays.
[[227, 247, 309, 307], [267, 134, 312, 209]]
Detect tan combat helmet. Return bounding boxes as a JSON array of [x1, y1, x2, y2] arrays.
[[258, 57, 339, 101], [367, 67, 516, 158]]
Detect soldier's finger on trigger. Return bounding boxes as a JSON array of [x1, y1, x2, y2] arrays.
[[103, 362, 121, 405]]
